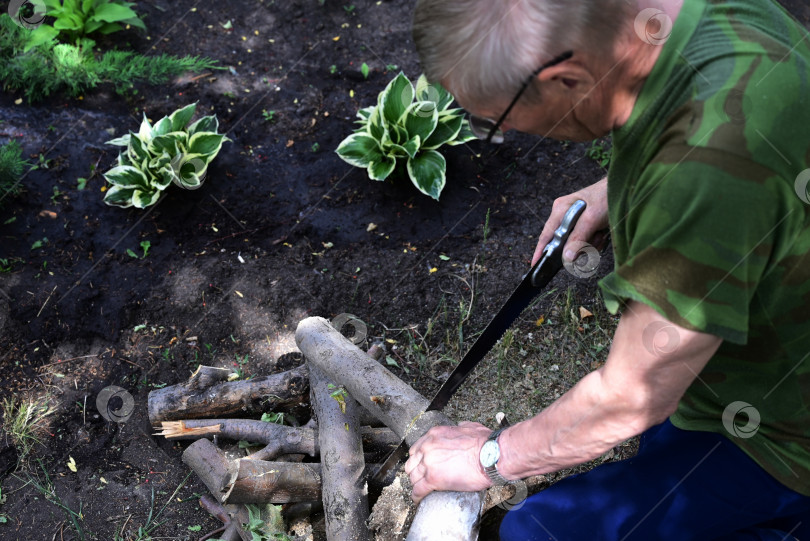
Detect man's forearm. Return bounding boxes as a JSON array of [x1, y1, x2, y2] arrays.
[[496, 368, 669, 480]]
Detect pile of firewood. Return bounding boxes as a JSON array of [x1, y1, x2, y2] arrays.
[[149, 317, 495, 541]]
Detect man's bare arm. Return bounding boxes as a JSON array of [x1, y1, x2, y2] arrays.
[[497, 301, 722, 479]]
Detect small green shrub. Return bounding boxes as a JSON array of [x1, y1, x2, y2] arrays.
[[24, 0, 146, 51], [0, 14, 219, 102], [336, 72, 475, 200], [0, 140, 30, 205], [103, 103, 230, 209]]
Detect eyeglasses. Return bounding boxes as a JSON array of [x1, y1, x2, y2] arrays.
[[469, 51, 574, 144]]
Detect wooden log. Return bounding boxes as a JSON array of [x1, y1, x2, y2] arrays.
[[295, 317, 485, 541], [147, 364, 309, 424], [310, 363, 371, 541], [154, 418, 397, 462], [182, 439, 237, 503], [154, 419, 317, 460]]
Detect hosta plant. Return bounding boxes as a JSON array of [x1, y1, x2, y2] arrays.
[[103, 103, 229, 208], [24, 0, 146, 51], [336, 72, 475, 200]]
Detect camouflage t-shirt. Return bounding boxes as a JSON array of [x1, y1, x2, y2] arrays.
[[599, 0, 810, 494]]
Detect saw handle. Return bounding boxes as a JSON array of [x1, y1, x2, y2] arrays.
[[530, 199, 587, 287]]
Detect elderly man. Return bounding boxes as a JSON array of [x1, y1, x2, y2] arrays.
[[405, 0, 810, 539]]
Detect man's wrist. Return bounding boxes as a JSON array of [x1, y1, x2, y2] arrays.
[[495, 426, 517, 481], [480, 427, 513, 485]]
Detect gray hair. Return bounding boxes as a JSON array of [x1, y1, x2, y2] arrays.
[[412, 0, 635, 107]]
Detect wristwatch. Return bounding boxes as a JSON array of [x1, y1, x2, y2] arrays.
[[480, 428, 510, 486]]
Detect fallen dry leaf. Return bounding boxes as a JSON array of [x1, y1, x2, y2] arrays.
[[579, 306, 594, 320]]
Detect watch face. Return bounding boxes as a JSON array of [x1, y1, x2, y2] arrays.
[[480, 440, 500, 468]]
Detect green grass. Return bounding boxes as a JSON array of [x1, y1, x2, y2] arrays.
[[28, 460, 86, 540]]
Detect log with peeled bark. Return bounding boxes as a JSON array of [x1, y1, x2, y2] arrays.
[[147, 364, 308, 424], [295, 317, 485, 541], [310, 363, 371, 541], [154, 418, 398, 461]]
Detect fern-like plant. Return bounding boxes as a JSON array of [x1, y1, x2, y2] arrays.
[[0, 140, 30, 207]]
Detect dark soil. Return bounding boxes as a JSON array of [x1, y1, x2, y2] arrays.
[[0, 1, 807, 539]]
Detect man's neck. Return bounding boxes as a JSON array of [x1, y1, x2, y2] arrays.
[[608, 0, 685, 129]]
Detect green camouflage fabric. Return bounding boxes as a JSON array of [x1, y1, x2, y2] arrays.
[[599, 0, 810, 494]]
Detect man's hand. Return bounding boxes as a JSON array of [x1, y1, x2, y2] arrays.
[[404, 421, 492, 503], [532, 177, 609, 265]]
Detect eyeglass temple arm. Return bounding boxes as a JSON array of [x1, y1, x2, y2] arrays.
[[485, 50, 575, 144]]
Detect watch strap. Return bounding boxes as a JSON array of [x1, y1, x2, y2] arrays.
[[483, 428, 510, 486]]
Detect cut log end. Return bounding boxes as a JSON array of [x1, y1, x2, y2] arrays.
[[154, 421, 223, 439]]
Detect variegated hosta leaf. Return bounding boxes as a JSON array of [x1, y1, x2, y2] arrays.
[[403, 102, 438, 143], [381, 72, 414, 125], [367, 106, 386, 141], [127, 133, 149, 164], [154, 167, 175, 190], [169, 102, 197, 132], [117, 151, 133, 167], [152, 116, 173, 137], [132, 188, 162, 209], [106, 133, 131, 147], [368, 155, 396, 181], [389, 136, 421, 160], [148, 132, 186, 156], [103, 165, 150, 189], [356, 106, 375, 121], [423, 114, 463, 150], [137, 114, 153, 143], [445, 120, 477, 146], [415, 75, 454, 112], [149, 150, 174, 172], [188, 132, 228, 157], [188, 115, 219, 135], [407, 150, 446, 201], [336, 133, 384, 168], [103, 185, 137, 208]]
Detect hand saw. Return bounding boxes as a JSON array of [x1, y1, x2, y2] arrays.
[[371, 199, 587, 484]]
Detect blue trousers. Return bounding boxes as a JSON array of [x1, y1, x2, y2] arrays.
[[499, 420, 810, 540]]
